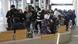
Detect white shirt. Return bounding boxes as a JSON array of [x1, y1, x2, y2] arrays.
[[44, 14, 50, 19], [54, 10, 62, 17]]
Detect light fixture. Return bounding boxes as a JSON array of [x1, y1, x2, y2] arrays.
[[27, 0, 31, 3]]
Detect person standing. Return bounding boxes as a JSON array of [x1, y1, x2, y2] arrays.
[[6, 5, 18, 40], [72, 10, 76, 26], [6, 5, 18, 30], [54, 8, 62, 18], [25, 10, 32, 32]]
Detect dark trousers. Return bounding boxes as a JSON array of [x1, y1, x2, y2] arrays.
[[26, 21, 31, 32], [7, 19, 16, 35], [7, 19, 13, 28], [35, 21, 41, 32], [64, 21, 69, 31], [49, 24, 57, 34], [72, 19, 76, 25]]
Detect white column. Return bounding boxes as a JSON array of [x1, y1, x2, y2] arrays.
[[74, 0, 78, 26], [2, 0, 10, 27], [33, 0, 36, 8], [22, 0, 27, 11], [21, 0, 24, 11], [23, 0, 27, 11], [0, 0, 10, 32], [17, 0, 24, 11], [73, 0, 77, 13], [43, 0, 46, 10], [47, 0, 50, 10], [76, 0, 78, 26], [39, 0, 41, 8]]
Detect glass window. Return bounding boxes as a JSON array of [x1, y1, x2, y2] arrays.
[[52, 5, 74, 10], [31, 0, 33, 4], [50, 0, 73, 10], [50, 0, 73, 4]]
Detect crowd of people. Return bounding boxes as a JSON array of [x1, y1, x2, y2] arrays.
[[6, 5, 76, 35], [54, 9, 76, 30]]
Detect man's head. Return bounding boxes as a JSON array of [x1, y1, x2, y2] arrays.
[[11, 5, 15, 9]]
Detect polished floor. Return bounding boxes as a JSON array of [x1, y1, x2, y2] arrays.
[[0, 17, 78, 44], [0, 26, 78, 44], [65, 26, 78, 44]]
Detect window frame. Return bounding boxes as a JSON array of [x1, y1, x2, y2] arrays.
[[50, 0, 73, 10]]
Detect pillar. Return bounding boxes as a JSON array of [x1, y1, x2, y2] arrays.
[[39, 0, 41, 8], [74, 0, 78, 26], [76, 0, 78, 26], [33, 0, 36, 8], [0, 0, 10, 32]]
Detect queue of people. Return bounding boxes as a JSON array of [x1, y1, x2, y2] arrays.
[[6, 5, 76, 35]]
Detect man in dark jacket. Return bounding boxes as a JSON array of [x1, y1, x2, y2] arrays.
[[64, 11, 70, 31], [6, 5, 18, 30], [6, 5, 18, 40], [30, 8, 37, 31], [71, 10, 76, 25]]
